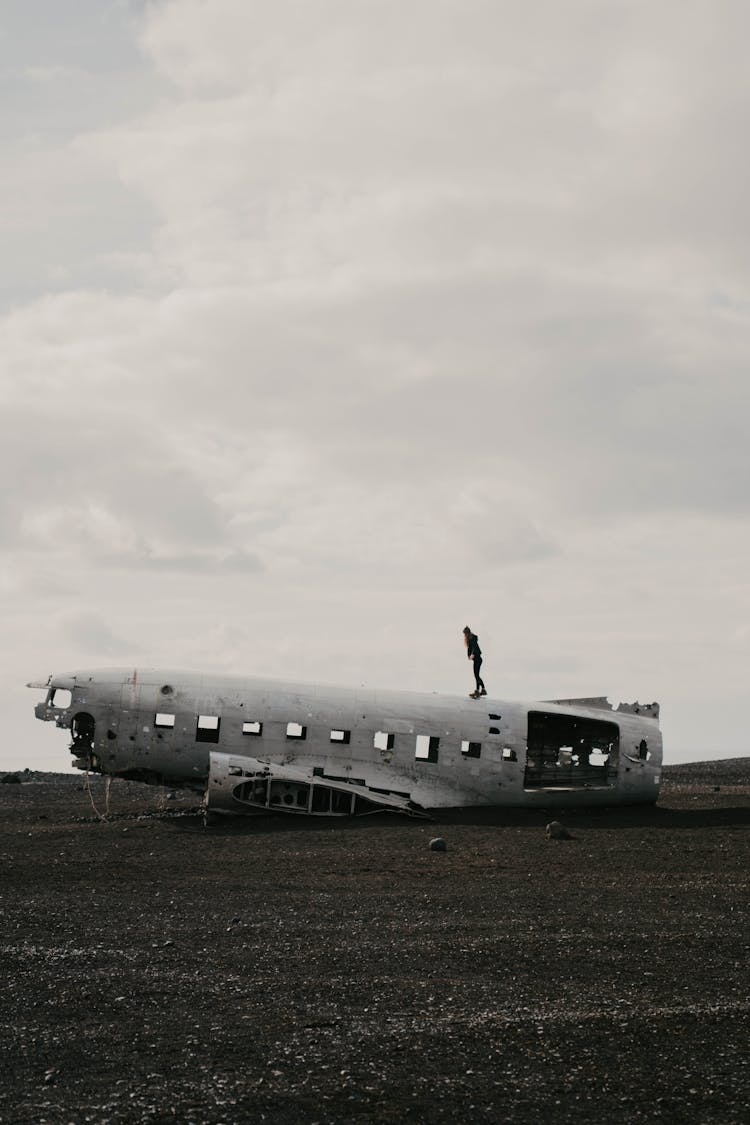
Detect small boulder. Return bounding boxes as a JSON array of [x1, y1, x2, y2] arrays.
[[1, 773, 22, 785], [429, 837, 447, 852], [546, 820, 573, 840]]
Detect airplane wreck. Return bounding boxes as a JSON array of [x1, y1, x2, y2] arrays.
[[29, 669, 662, 816]]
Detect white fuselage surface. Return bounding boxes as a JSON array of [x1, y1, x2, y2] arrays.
[[32, 668, 662, 815]]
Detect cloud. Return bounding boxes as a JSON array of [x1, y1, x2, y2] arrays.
[[55, 608, 129, 655], [3, 0, 750, 768], [67, 0, 750, 527]]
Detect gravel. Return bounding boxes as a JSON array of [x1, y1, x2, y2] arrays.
[[1, 760, 749, 1124]]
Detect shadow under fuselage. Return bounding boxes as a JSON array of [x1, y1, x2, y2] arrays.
[[162, 799, 750, 835]]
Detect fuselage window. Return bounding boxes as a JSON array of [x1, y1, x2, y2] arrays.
[[242, 721, 263, 736], [461, 740, 481, 758], [196, 715, 221, 744], [155, 713, 176, 728], [415, 735, 439, 763], [330, 729, 351, 744], [374, 731, 394, 751], [286, 722, 307, 740]]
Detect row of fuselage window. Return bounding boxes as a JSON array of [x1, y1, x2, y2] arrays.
[[152, 712, 495, 762]]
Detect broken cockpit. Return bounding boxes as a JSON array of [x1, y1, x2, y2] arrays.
[[31, 676, 99, 771]]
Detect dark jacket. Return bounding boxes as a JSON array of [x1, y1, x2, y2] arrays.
[[467, 634, 482, 661]]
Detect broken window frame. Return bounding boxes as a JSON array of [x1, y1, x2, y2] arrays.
[[154, 713, 176, 729], [196, 715, 221, 744], [461, 740, 482, 759], [242, 720, 263, 736], [415, 734, 440, 763], [330, 729, 351, 744], [286, 722, 307, 740]]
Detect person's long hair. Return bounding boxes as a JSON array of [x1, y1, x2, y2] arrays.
[[463, 626, 471, 646]]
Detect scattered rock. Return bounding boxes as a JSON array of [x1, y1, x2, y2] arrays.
[[546, 820, 573, 840], [1, 773, 22, 784], [429, 837, 447, 852]]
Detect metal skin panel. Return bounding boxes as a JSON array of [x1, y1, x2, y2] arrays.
[[29, 668, 663, 811]]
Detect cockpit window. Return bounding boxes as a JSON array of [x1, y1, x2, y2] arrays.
[[50, 688, 72, 709]]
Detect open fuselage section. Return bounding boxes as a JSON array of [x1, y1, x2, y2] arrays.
[[32, 668, 662, 813]]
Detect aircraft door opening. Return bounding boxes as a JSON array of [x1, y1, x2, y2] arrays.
[[71, 712, 97, 770], [524, 711, 619, 789]]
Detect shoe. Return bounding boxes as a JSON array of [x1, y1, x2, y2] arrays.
[[480, 689, 487, 696], [469, 691, 479, 698]]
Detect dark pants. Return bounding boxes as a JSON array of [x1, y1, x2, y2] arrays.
[[473, 658, 486, 693]]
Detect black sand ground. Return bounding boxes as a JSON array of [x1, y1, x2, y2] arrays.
[[1, 760, 749, 1124]]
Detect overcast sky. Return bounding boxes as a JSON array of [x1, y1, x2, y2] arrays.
[[3, 0, 749, 771]]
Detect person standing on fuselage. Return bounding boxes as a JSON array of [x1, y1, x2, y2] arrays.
[[463, 626, 486, 698]]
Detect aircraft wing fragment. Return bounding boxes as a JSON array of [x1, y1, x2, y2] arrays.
[[206, 752, 429, 818]]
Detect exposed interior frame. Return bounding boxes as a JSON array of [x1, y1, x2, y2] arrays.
[[524, 710, 619, 789]]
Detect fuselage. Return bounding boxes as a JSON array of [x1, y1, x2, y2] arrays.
[[31, 667, 662, 814]]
